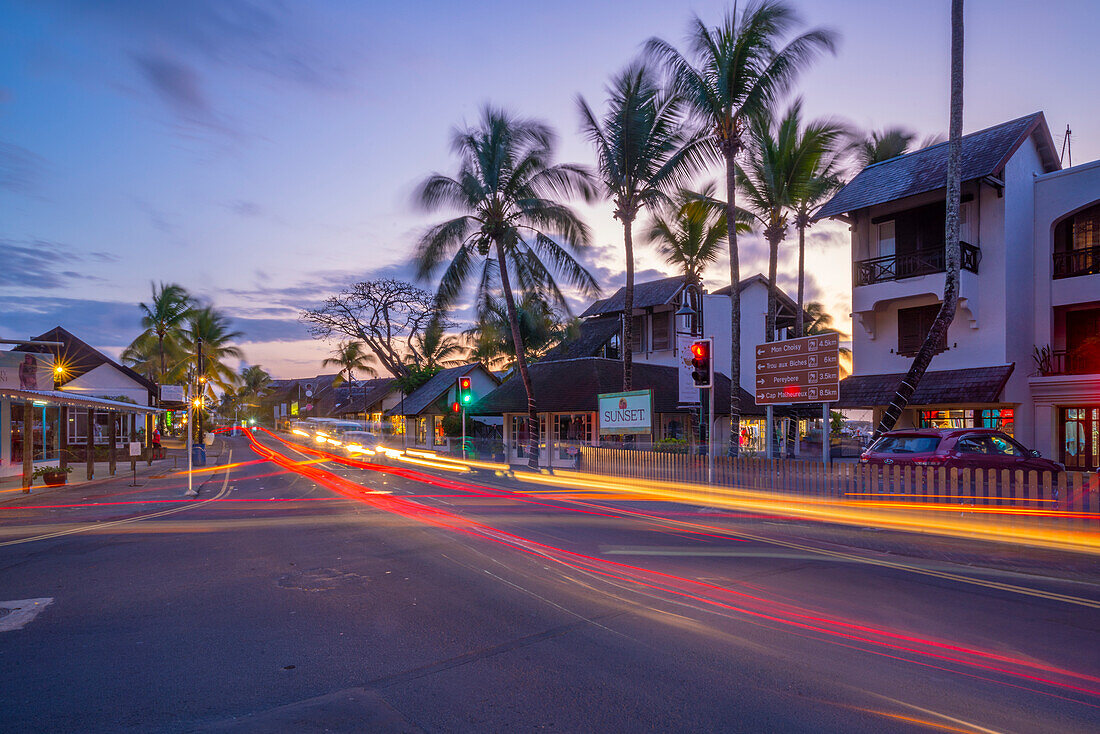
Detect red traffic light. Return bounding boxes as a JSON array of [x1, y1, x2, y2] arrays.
[[459, 377, 471, 390], [690, 338, 712, 388], [451, 401, 461, 413], [691, 342, 709, 359]]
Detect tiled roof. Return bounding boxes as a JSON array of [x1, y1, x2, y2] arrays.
[[468, 357, 763, 416], [816, 113, 1059, 218], [386, 363, 497, 417], [540, 317, 621, 362], [837, 365, 1014, 408], [581, 276, 686, 317]]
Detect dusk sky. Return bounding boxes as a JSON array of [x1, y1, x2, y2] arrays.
[[2, 0, 1098, 378]]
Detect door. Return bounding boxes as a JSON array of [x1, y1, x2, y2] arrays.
[[1061, 407, 1099, 471]]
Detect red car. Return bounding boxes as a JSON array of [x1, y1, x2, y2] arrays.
[[859, 428, 1064, 472]]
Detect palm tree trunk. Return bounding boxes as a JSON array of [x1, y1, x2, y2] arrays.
[[874, 0, 964, 437], [725, 150, 741, 457], [622, 217, 636, 392], [796, 223, 806, 338], [766, 231, 780, 343], [496, 241, 540, 469]]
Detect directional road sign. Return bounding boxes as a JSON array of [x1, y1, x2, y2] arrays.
[[754, 333, 840, 405]]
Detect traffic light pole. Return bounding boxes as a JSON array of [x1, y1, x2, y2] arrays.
[[461, 405, 466, 460], [707, 379, 714, 484]]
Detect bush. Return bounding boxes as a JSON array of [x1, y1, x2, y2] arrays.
[[654, 438, 689, 454]]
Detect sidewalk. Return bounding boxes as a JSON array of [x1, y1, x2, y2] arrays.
[[0, 438, 229, 508]]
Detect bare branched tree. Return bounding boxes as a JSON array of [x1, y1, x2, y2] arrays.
[[300, 279, 440, 378]]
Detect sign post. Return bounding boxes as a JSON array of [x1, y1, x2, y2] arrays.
[[755, 333, 841, 463]]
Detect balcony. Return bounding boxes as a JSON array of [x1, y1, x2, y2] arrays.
[[1053, 245, 1100, 279], [854, 242, 981, 287], [1036, 349, 1100, 376]]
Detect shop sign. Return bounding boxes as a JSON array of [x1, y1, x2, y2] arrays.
[[0, 351, 54, 390], [160, 385, 185, 402], [598, 389, 653, 436]]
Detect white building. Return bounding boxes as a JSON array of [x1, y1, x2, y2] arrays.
[[818, 112, 1100, 470]]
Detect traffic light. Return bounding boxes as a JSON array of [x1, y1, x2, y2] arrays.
[[690, 339, 713, 389], [457, 376, 472, 406], [451, 401, 461, 413]]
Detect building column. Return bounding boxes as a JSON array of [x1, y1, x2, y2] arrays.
[[22, 401, 33, 490], [86, 408, 95, 481], [108, 411, 117, 476], [59, 406, 69, 470]]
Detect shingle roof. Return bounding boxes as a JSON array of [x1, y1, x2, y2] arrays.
[[837, 365, 1014, 408], [816, 113, 1059, 219], [468, 357, 763, 416], [540, 317, 621, 362], [386, 363, 497, 417], [331, 378, 398, 415], [581, 276, 686, 317]]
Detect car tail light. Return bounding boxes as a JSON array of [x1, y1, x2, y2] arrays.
[[915, 455, 948, 466]]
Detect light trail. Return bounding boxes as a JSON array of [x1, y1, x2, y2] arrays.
[[246, 428, 1100, 707]]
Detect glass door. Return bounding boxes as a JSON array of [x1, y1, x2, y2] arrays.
[[1061, 407, 1099, 471]]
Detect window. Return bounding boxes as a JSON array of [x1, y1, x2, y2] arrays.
[[897, 304, 946, 357], [955, 437, 987, 454], [919, 408, 1014, 436], [986, 435, 1024, 456], [651, 311, 671, 351], [630, 315, 646, 352], [601, 332, 621, 360], [869, 435, 941, 454], [433, 416, 445, 445], [415, 417, 427, 445], [511, 416, 531, 457], [877, 221, 895, 258]]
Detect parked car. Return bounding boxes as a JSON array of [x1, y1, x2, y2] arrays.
[[859, 428, 1063, 473]]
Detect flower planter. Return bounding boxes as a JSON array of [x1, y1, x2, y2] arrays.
[[42, 472, 68, 487]]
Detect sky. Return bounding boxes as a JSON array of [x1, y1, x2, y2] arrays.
[[2, 0, 1098, 379]]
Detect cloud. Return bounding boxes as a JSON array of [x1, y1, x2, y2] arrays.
[[226, 315, 311, 344], [227, 199, 263, 217], [0, 141, 45, 194], [0, 296, 140, 345], [133, 53, 209, 118], [0, 239, 110, 289]]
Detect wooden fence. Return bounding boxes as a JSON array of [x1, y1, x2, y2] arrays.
[[575, 445, 1098, 522]]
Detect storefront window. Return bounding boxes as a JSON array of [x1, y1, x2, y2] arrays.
[[918, 408, 1014, 436], [433, 416, 445, 445], [389, 416, 405, 436], [415, 417, 427, 445], [511, 416, 530, 457], [553, 414, 591, 458], [739, 419, 766, 456], [1061, 406, 1099, 471]]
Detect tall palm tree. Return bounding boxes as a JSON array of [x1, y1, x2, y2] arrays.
[[130, 282, 193, 387], [647, 1, 836, 455], [783, 107, 846, 336], [322, 341, 378, 386], [644, 183, 731, 287], [804, 302, 852, 377], [183, 305, 244, 397], [578, 62, 707, 391], [413, 107, 597, 468], [846, 127, 944, 169], [875, 0, 965, 436]]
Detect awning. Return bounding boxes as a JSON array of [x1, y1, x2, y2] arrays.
[[0, 388, 164, 413], [837, 365, 1014, 408]]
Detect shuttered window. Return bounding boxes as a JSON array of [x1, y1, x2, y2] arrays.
[[897, 304, 947, 357], [651, 311, 671, 351]]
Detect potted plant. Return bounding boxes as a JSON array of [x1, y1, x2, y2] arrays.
[[32, 465, 73, 487]]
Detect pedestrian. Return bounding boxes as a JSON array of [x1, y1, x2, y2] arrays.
[[152, 427, 162, 459]]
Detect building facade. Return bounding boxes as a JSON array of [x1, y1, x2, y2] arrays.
[[820, 112, 1099, 469]]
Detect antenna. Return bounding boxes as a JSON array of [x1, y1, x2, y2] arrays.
[[1059, 124, 1072, 167]]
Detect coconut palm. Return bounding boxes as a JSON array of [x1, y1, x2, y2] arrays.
[[804, 302, 853, 377], [408, 315, 466, 370], [646, 0, 837, 455], [779, 105, 846, 336], [644, 183, 732, 287], [413, 106, 598, 467], [875, 0, 965, 436], [322, 341, 378, 387], [183, 305, 244, 397], [846, 127, 944, 169], [578, 62, 707, 391], [466, 292, 573, 369], [127, 282, 193, 387]]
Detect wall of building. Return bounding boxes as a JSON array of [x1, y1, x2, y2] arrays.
[[61, 363, 151, 406]]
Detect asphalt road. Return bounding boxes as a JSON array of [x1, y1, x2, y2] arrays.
[[1, 430, 1098, 733]]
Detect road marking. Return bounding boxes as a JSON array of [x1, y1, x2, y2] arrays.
[[0, 450, 233, 548], [0, 598, 54, 632]]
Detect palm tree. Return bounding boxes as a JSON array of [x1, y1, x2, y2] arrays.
[[875, 0, 965, 436], [783, 107, 846, 336], [183, 305, 244, 397], [322, 341, 378, 386], [804, 302, 852, 377], [578, 62, 707, 391], [644, 183, 731, 287], [128, 282, 193, 387], [846, 127, 944, 169], [413, 107, 598, 467], [466, 292, 574, 369], [647, 1, 836, 455], [409, 315, 466, 370]]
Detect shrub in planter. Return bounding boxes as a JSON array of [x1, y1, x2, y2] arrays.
[[32, 465, 73, 486], [654, 438, 689, 454]]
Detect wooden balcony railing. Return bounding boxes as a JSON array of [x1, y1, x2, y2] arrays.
[[1053, 245, 1100, 279], [854, 242, 981, 286], [1046, 349, 1100, 376]]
